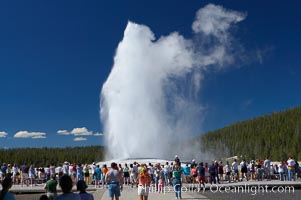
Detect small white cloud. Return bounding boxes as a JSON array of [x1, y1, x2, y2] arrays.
[[57, 130, 70, 135], [74, 137, 87, 141], [14, 131, 46, 139], [32, 135, 47, 139], [58, 127, 100, 137], [0, 131, 8, 138], [94, 132, 104, 136], [70, 127, 93, 136]]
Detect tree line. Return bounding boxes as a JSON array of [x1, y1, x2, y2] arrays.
[[197, 106, 301, 161], [0, 146, 105, 167]]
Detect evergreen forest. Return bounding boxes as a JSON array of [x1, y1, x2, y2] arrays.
[[197, 106, 301, 161], [0, 146, 104, 167]]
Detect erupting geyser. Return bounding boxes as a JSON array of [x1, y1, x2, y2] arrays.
[[100, 4, 246, 160]]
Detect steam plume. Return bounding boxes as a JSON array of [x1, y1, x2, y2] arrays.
[[100, 4, 246, 159]]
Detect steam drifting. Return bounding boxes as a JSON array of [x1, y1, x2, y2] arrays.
[[100, 4, 246, 159]]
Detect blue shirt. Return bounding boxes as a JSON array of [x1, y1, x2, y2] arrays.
[[0, 191, 16, 200], [197, 166, 205, 176], [209, 165, 216, 174], [183, 166, 190, 175]]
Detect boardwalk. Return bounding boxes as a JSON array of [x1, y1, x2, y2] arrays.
[[8, 180, 301, 200], [97, 180, 301, 200], [96, 186, 208, 200]]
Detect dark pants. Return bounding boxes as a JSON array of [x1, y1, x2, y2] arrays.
[[173, 178, 182, 198], [210, 173, 216, 184]]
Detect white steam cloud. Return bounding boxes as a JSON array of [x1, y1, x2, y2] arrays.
[[100, 4, 246, 159]]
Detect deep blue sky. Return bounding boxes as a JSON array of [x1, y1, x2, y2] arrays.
[[0, 0, 300, 148]]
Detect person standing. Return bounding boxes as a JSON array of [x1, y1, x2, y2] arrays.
[[49, 164, 56, 179], [44, 174, 58, 200], [12, 164, 19, 185], [163, 162, 171, 186], [76, 163, 83, 181], [29, 164, 36, 186], [133, 162, 139, 187], [0, 177, 16, 200], [255, 159, 263, 181], [191, 166, 198, 184], [173, 164, 183, 199], [102, 164, 109, 189], [249, 160, 256, 180], [62, 162, 69, 176], [83, 164, 90, 184], [278, 161, 285, 181], [93, 165, 101, 188], [54, 175, 81, 200], [197, 162, 206, 190], [105, 162, 123, 200], [214, 161, 220, 184], [57, 164, 63, 180], [218, 161, 224, 184], [21, 163, 29, 186], [137, 168, 151, 200], [183, 163, 191, 183], [225, 161, 231, 183], [123, 163, 130, 185], [1, 164, 7, 179], [240, 159, 248, 181], [153, 163, 161, 191], [77, 180, 94, 200], [264, 157, 271, 180], [287, 157, 296, 181], [232, 159, 239, 182], [6, 164, 12, 178], [209, 161, 216, 185]]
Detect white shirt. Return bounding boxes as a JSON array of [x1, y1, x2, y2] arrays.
[[63, 164, 69, 174], [278, 163, 284, 173], [57, 166, 63, 173], [287, 159, 295, 167], [12, 166, 19, 175], [240, 161, 247, 167], [133, 165, 138, 174], [225, 164, 231, 173], [264, 159, 271, 168], [163, 165, 170, 173], [91, 164, 96, 175]]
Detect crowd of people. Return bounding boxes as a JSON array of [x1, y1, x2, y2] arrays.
[[0, 162, 93, 187], [100, 156, 184, 200], [0, 175, 94, 200], [99, 155, 300, 199], [0, 155, 300, 200]]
